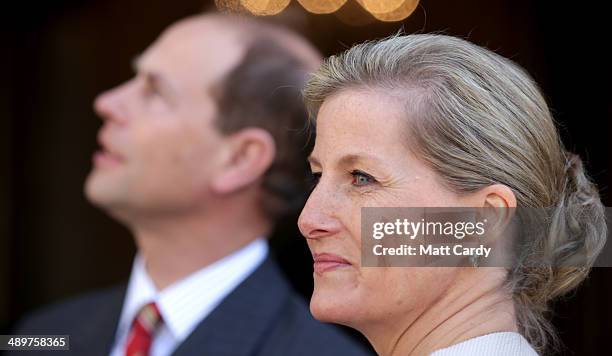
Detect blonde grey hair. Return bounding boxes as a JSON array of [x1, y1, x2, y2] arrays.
[[303, 34, 606, 353]]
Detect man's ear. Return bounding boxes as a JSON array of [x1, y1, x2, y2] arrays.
[[210, 127, 276, 195]]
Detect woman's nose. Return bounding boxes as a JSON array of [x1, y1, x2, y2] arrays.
[[298, 185, 342, 240]]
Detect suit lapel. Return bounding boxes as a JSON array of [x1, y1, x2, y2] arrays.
[[171, 257, 290, 356], [71, 286, 125, 356]]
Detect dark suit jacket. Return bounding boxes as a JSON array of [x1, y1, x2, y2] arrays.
[[9, 257, 372, 356]]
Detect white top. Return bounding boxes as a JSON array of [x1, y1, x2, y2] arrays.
[[430, 332, 538, 355], [109, 238, 268, 356]]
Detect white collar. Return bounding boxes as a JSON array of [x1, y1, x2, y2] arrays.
[[115, 238, 268, 343]]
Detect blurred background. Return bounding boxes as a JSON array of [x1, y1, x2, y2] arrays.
[[1, 0, 610, 354]]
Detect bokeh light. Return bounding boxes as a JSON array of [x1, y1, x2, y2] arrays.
[[216, 0, 420, 22], [358, 0, 419, 22], [240, 0, 291, 16], [357, 0, 405, 14], [296, 0, 347, 14]]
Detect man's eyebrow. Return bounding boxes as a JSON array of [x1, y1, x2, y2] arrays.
[[130, 56, 176, 100], [130, 54, 143, 73], [145, 71, 176, 99], [307, 155, 320, 166]]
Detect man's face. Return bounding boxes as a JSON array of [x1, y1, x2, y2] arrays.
[[85, 19, 245, 219]]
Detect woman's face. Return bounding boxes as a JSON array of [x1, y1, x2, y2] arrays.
[[298, 89, 477, 329]]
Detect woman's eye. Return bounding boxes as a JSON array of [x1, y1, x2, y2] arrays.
[[351, 170, 376, 187]]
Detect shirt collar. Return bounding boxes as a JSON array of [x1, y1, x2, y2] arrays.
[[116, 238, 268, 343]]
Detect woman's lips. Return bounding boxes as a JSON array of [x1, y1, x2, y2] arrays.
[[313, 253, 351, 274]]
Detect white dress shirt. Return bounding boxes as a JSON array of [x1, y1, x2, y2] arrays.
[[109, 238, 268, 356]]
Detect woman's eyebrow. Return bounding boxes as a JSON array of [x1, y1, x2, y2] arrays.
[[338, 153, 385, 167], [308, 153, 387, 170]]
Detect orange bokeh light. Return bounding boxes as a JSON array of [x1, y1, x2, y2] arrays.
[[240, 0, 291, 15], [296, 0, 348, 14], [357, 0, 419, 22], [358, 0, 405, 14], [218, 0, 420, 22]]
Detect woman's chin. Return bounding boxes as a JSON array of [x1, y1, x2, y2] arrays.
[[309, 287, 356, 325]]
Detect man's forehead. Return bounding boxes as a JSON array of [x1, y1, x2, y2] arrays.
[[165, 15, 237, 41], [137, 18, 246, 85], [157, 17, 244, 58]]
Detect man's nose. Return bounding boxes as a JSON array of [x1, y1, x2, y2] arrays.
[[298, 183, 343, 240], [93, 83, 131, 124]]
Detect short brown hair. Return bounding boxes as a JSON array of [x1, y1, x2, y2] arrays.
[[213, 31, 319, 221]]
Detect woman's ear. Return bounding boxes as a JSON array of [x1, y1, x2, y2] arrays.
[[210, 127, 276, 195], [482, 184, 517, 208], [476, 184, 517, 240]]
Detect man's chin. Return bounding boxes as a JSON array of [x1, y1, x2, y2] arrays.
[[84, 173, 123, 208]]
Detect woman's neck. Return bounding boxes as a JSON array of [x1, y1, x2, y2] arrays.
[[364, 268, 517, 356]]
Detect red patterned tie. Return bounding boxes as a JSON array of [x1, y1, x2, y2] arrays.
[[125, 302, 163, 356]]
